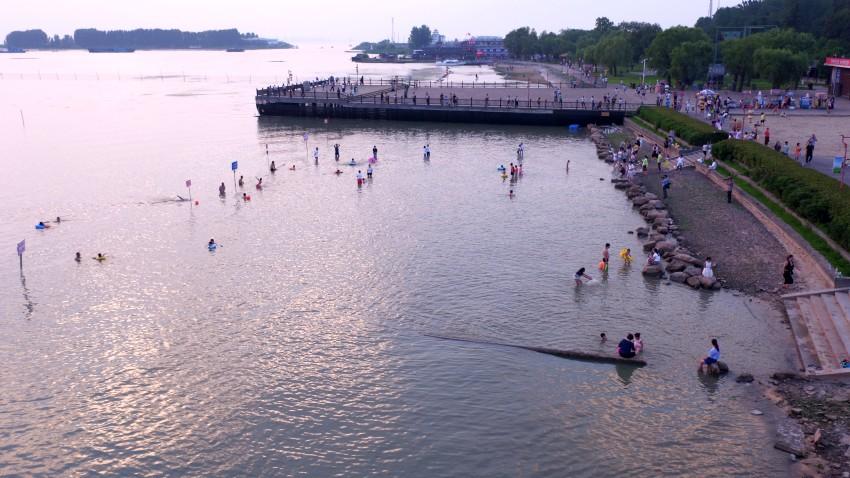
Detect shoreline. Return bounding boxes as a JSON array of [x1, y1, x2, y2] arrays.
[[598, 120, 850, 474]]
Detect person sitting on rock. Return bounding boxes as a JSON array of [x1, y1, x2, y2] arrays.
[[699, 338, 721, 374]]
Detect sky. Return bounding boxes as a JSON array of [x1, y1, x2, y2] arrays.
[[2, 0, 745, 45]]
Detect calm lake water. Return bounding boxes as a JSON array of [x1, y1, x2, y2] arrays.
[[1, 48, 792, 476]]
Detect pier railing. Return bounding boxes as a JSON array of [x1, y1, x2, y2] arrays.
[[256, 90, 640, 112]]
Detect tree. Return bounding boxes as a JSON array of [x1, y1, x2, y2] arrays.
[[5, 29, 48, 48], [408, 25, 432, 49], [618, 22, 662, 63], [646, 27, 710, 81], [504, 27, 538, 59], [721, 38, 755, 91], [753, 47, 808, 88], [595, 32, 632, 76], [670, 41, 713, 86]]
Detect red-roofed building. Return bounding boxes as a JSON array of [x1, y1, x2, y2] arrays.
[[826, 57, 850, 98]]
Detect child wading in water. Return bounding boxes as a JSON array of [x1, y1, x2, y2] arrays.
[[574, 268, 593, 285]]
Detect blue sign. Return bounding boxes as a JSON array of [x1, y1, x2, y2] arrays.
[[231, 161, 238, 171], [17, 239, 25, 256]]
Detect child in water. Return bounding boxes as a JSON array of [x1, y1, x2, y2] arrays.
[[75, 252, 81, 262], [574, 268, 593, 285], [620, 248, 633, 264], [600, 332, 607, 343], [633, 333, 643, 354]]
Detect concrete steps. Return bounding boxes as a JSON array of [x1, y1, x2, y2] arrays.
[[783, 288, 850, 376]]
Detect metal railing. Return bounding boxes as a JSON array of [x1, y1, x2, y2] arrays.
[[257, 90, 640, 112]]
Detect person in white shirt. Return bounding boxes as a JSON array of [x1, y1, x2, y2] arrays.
[[313, 147, 319, 163], [676, 156, 685, 170]]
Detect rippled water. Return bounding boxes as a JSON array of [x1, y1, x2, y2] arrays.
[[0, 48, 793, 476]]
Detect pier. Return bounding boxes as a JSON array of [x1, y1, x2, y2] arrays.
[[255, 77, 640, 126]]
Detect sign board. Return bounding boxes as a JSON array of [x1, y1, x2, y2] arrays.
[[185, 179, 192, 188], [303, 132, 309, 143], [834, 156, 844, 174], [231, 161, 238, 171], [825, 57, 850, 68], [708, 64, 726, 77], [721, 30, 743, 40], [17, 240, 25, 256]]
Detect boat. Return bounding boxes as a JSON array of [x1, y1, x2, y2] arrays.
[[226, 48, 245, 52], [88, 48, 136, 53], [436, 59, 465, 67], [0, 47, 26, 53]]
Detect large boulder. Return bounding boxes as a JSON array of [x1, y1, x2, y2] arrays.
[[666, 260, 687, 273], [642, 265, 663, 277], [635, 227, 649, 237], [653, 217, 669, 228], [632, 196, 650, 207], [614, 182, 629, 189], [651, 200, 666, 210], [699, 276, 717, 289], [644, 193, 658, 200], [684, 265, 702, 277], [650, 233, 666, 243], [656, 226, 669, 235], [686, 276, 702, 289], [656, 240, 678, 253], [670, 271, 687, 283], [673, 254, 704, 267], [642, 241, 657, 252]]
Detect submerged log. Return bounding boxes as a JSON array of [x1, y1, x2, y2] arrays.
[[425, 334, 648, 366]]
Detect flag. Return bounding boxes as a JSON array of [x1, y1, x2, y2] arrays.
[[185, 179, 192, 188], [17, 240, 25, 256]]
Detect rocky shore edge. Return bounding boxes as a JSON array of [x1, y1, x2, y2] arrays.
[[588, 125, 721, 291]]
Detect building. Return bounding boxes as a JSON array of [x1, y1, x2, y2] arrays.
[[430, 30, 446, 45], [471, 36, 507, 59], [826, 57, 850, 98]]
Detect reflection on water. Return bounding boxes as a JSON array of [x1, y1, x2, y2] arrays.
[[0, 49, 791, 476]]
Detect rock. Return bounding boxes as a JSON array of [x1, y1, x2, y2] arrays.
[[789, 408, 803, 417], [650, 233, 666, 243], [813, 428, 822, 445], [774, 440, 806, 458], [656, 240, 678, 253], [614, 182, 629, 190], [635, 227, 649, 237], [653, 217, 668, 228], [642, 241, 657, 252], [642, 265, 663, 277], [644, 193, 658, 200], [684, 266, 702, 277], [686, 276, 702, 288], [674, 254, 704, 267], [804, 385, 815, 393], [632, 197, 649, 206], [736, 373, 754, 383], [656, 226, 669, 234], [670, 271, 687, 283], [627, 230, 634, 234], [712, 281, 722, 290], [666, 261, 687, 273], [699, 276, 716, 289], [751, 409, 763, 416]]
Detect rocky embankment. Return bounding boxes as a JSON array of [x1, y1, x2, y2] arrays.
[[589, 125, 721, 291]]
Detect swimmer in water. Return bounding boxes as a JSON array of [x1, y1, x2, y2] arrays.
[[289, 164, 296, 170], [36, 221, 50, 229], [509, 189, 515, 197], [93, 253, 106, 262], [620, 248, 633, 264], [566, 160, 570, 172], [238, 175, 244, 187], [75, 252, 81, 262], [600, 332, 607, 343], [574, 267, 592, 285], [270, 160, 277, 172], [256, 177, 263, 189], [219, 182, 226, 196], [208, 238, 216, 249], [334, 169, 343, 175], [55, 216, 61, 223], [349, 158, 356, 166], [242, 192, 248, 201]]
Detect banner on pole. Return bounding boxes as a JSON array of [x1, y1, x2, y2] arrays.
[[17, 240, 25, 256], [186, 179, 192, 188], [231, 161, 238, 171]]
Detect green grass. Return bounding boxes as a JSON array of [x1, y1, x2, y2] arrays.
[[604, 74, 659, 87], [723, 172, 850, 275]]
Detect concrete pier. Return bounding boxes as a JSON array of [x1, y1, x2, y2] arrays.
[[256, 78, 639, 127]]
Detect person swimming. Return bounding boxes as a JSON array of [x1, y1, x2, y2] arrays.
[[93, 253, 106, 262], [55, 216, 61, 223], [36, 221, 49, 229], [289, 164, 296, 170], [256, 177, 263, 189], [509, 189, 515, 197], [208, 238, 217, 251], [242, 192, 249, 201], [334, 169, 343, 175], [600, 332, 607, 343], [497, 165, 506, 171], [74, 252, 81, 262], [349, 158, 357, 166], [620, 248, 633, 264], [270, 160, 277, 172]]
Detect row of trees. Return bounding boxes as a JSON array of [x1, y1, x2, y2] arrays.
[[503, 0, 850, 89], [4, 28, 288, 49]]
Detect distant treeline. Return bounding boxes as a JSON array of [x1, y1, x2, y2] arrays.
[[3, 28, 292, 49]]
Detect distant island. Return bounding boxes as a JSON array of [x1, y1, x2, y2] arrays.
[[2, 28, 293, 50]]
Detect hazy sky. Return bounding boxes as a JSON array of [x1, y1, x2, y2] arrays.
[[3, 0, 744, 44]]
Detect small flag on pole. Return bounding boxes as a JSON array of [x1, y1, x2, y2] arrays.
[[17, 239, 25, 256], [185, 179, 192, 188]]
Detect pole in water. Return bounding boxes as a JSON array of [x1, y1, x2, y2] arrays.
[[20, 110, 26, 128]]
